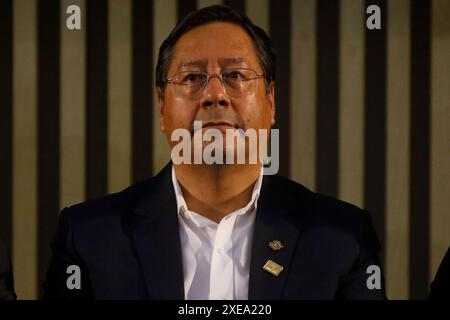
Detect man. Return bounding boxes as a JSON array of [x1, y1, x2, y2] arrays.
[[43, 5, 386, 300], [0, 239, 16, 300]]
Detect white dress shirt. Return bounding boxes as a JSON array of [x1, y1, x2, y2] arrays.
[[171, 167, 263, 300]]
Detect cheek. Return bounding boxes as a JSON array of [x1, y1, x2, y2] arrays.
[[164, 95, 197, 130], [238, 96, 273, 129]]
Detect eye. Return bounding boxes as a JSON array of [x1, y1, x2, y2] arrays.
[[183, 73, 204, 83], [224, 70, 244, 80]]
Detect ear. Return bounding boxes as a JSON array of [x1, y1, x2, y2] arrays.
[[268, 81, 276, 126], [156, 86, 165, 132]]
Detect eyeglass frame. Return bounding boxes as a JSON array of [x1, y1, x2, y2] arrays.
[[162, 67, 266, 98]]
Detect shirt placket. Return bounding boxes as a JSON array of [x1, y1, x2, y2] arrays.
[[208, 214, 237, 300]]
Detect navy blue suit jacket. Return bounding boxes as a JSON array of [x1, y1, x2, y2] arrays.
[[43, 163, 386, 300]]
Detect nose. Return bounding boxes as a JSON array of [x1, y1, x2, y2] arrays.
[[199, 75, 231, 109]]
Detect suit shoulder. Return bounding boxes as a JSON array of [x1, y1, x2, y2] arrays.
[[271, 174, 369, 230], [271, 174, 362, 210], [61, 176, 159, 225], [272, 175, 379, 254]]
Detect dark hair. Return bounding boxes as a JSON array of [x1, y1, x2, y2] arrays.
[[155, 5, 276, 96]]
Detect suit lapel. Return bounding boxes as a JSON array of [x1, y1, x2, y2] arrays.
[[248, 175, 310, 300], [129, 163, 185, 299]]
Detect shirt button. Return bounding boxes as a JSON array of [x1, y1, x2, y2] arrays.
[[217, 248, 224, 255]]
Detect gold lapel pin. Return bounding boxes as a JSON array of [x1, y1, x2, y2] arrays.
[[268, 240, 285, 251], [263, 259, 284, 277]]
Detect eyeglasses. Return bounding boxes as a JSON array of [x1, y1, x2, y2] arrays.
[[164, 68, 265, 100]]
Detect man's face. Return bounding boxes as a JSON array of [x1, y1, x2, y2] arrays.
[[157, 22, 275, 153]]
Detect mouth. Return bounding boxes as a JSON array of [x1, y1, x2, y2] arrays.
[[202, 121, 238, 130]]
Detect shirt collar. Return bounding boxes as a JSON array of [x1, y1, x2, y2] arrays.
[[171, 166, 264, 227]]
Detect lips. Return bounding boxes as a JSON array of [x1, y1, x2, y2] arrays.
[[202, 121, 237, 129]]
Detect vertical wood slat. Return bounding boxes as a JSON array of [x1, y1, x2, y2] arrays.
[[290, 0, 316, 191], [108, 0, 132, 193], [60, 0, 86, 209], [223, 0, 245, 14], [153, 0, 177, 174], [364, 0, 387, 263], [430, 0, 450, 284], [86, 0, 108, 199], [132, 0, 153, 183], [37, 0, 61, 296], [270, 0, 292, 178], [316, 0, 340, 197], [0, 0, 13, 251], [178, 0, 197, 22], [246, 0, 269, 33], [13, 0, 38, 300], [409, 0, 431, 299], [386, 0, 410, 299], [197, 0, 223, 9], [339, 0, 365, 208]]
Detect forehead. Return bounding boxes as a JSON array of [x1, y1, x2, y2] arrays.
[[170, 22, 260, 71]]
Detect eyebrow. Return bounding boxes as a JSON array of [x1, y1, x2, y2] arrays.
[[179, 59, 208, 69], [218, 57, 249, 66], [177, 57, 250, 70]]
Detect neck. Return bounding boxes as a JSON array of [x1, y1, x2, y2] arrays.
[[174, 163, 261, 223]]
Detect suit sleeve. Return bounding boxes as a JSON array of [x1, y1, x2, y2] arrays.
[[42, 208, 93, 300], [336, 210, 387, 300], [0, 240, 16, 300]]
